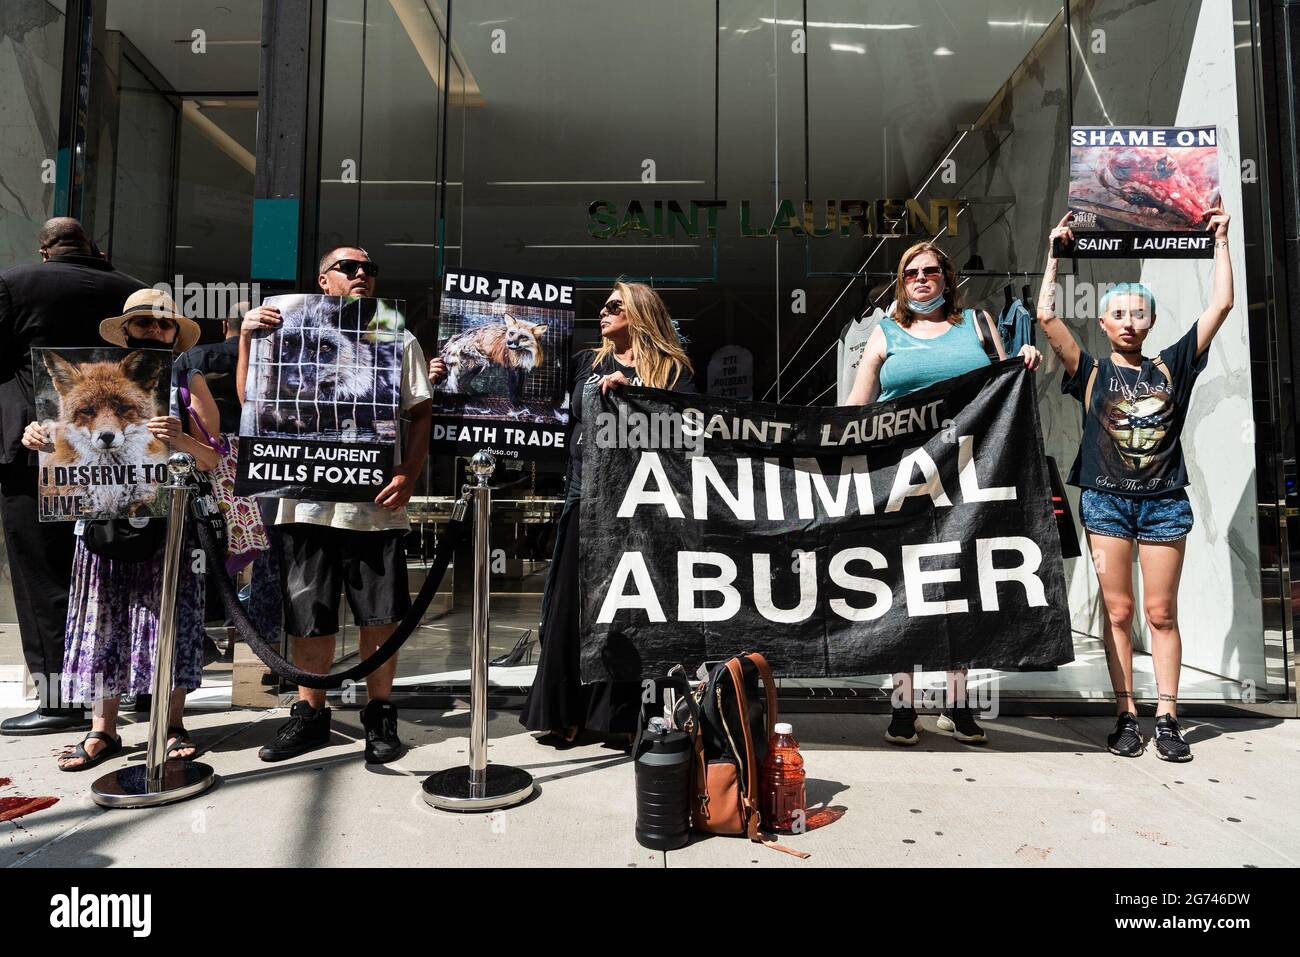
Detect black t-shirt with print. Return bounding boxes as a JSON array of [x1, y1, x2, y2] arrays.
[[1061, 323, 1208, 497], [566, 350, 694, 497]]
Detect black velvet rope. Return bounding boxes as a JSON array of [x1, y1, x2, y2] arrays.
[[195, 508, 470, 690]]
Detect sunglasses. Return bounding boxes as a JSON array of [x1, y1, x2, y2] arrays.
[[601, 299, 625, 316], [326, 259, 380, 279], [125, 316, 178, 332], [902, 265, 943, 283]]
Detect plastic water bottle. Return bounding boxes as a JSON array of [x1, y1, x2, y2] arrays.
[[634, 717, 692, 850], [760, 722, 806, 833]]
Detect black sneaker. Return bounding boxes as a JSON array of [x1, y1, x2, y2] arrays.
[[361, 700, 402, 764], [939, 707, 987, 743], [258, 701, 331, 762], [1153, 714, 1193, 762], [1106, 712, 1144, 757], [885, 706, 919, 745]]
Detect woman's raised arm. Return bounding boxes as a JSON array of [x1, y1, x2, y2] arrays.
[[1196, 208, 1234, 359], [1036, 212, 1084, 378]]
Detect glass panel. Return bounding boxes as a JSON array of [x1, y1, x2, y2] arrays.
[[104, 0, 261, 92], [174, 98, 257, 293], [103, 54, 177, 281], [64, 0, 262, 683], [424, 0, 719, 691], [315, 0, 452, 678]]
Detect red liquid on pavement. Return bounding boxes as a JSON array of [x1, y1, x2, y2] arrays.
[[760, 728, 806, 832], [0, 795, 58, 823]]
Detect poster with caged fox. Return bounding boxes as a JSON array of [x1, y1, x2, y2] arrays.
[[432, 268, 573, 463]]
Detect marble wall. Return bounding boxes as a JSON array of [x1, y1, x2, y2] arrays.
[[0, 1, 63, 265], [941, 0, 1265, 689], [0, 1, 65, 625]]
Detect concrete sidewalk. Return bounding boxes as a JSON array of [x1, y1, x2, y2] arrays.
[[1, 705, 1295, 867]]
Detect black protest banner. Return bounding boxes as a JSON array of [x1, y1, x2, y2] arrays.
[[579, 360, 1074, 681], [430, 268, 574, 464], [1060, 125, 1220, 259]]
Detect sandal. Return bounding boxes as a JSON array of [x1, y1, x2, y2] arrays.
[[57, 731, 123, 772], [166, 726, 198, 761]]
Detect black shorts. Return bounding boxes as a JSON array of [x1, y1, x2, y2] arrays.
[[272, 524, 410, 638]]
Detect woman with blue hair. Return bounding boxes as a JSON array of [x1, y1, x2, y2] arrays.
[[1036, 207, 1234, 762]]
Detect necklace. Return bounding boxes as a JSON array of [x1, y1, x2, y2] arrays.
[[1112, 354, 1149, 402]]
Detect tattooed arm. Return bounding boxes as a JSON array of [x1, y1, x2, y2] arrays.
[[1196, 208, 1234, 359], [1036, 212, 1084, 378]]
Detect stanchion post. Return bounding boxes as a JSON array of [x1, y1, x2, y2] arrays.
[[423, 451, 534, 811], [468, 454, 491, 797], [92, 453, 216, 808]]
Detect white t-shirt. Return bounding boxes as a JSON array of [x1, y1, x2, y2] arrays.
[[837, 307, 885, 404], [274, 332, 432, 531]]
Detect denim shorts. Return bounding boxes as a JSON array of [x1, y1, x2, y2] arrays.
[[1079, 487, 1194, 543]]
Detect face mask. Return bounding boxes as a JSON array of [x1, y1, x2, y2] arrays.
[[907, 293, 946, 314], [125, 336, 172, 352]]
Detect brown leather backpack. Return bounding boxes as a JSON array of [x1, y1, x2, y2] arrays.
[[682, 652, 808, 858]]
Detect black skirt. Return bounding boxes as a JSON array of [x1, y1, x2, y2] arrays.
[[520, 500, 641, 735]]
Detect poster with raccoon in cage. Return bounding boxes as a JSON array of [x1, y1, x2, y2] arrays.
[[431, 268, 573, 463], [234, 294, 404, 501]]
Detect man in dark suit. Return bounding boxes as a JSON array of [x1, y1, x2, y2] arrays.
[[0, 218, 145, 734]]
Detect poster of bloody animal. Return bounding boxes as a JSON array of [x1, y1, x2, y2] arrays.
[[1060, 126, 1220, 259]]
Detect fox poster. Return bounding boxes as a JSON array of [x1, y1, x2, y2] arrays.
[[431, 268, 573, 463], [34, 347, 173, 521], [235, 294, 404, 501], [1060, 126, 1221, 259]]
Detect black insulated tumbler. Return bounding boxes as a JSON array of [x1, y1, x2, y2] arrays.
[[633, 717, 692, 850]]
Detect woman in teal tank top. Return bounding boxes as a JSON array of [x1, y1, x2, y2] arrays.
[[876, 305, 994, 402], [844, 242, 1043, 747]]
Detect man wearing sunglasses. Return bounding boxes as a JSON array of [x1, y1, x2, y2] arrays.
[[0, 218, 145, 735], [239, 246, 447, 764]]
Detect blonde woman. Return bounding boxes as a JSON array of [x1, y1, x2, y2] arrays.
[[522, 281, 694, 747]]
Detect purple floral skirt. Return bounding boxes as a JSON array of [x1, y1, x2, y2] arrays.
[[60, 528, 206, 704]]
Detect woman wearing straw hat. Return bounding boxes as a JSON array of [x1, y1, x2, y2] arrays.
[[20, 288, 222, 770]]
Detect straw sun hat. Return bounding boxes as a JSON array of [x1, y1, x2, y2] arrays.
[[99, 288, 202, 353]]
